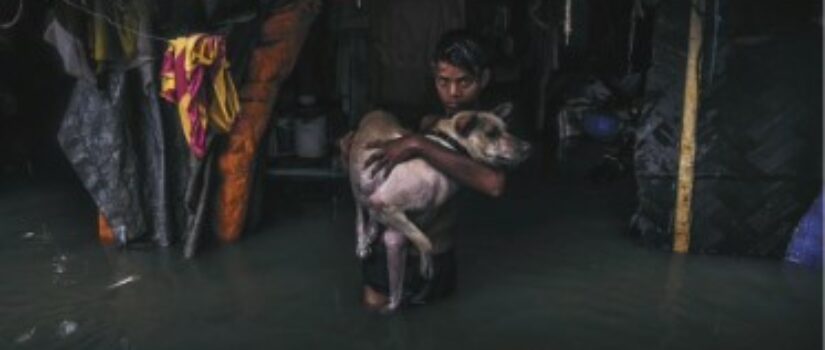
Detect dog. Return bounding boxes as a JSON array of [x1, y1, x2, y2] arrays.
[[347, 102, 531, 312]]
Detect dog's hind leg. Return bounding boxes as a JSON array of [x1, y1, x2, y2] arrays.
[[365, 211, 380, 247], [382, 229, 407, 313], [371, 204, 434, 279]]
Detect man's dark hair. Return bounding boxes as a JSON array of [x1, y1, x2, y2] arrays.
[[431, 30, 489, 78]]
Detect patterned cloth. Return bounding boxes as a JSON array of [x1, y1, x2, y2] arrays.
[[161, 34, 240, 158]]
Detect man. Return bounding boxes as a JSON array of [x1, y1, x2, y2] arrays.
[[343, 30, 507, 309]]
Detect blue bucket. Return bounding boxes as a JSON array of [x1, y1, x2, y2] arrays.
[[785, 192, 823, 269], [581, 112, 621, 141]]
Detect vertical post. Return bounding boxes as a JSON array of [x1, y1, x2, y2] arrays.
[[564, 0, 572, 46], [673, 0, 704, 254]]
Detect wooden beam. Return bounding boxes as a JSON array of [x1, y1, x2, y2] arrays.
[[673, 0, 704, 254]]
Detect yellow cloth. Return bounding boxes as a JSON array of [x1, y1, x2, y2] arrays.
[[161, 34, 240, 158], [89, 0, 139, 70]]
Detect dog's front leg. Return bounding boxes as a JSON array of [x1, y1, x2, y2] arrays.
[[356, 203, 381, 259], [382, 229, 407, 313], [355, 203, 370, 258]]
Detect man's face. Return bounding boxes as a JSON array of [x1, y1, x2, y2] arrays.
[[434, 61, 486, 113]]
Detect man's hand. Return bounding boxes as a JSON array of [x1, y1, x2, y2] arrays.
[[364, 135, 422, 178]]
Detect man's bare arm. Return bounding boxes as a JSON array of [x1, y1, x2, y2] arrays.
[[366, 134, 506, 197]]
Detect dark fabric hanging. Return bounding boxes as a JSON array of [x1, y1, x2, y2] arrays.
[[52, 1, 181, 247], [631, 0, 822, 256], [52, 0, 294, 256], [59, 74, 146, 243]]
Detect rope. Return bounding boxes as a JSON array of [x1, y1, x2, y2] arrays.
[[60, 0, 172, 42]]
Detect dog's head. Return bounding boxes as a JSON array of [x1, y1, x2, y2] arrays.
[[436, 102, 531, 168]]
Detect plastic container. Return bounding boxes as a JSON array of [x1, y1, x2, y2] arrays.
[[294, 115, 327, 158], [581, 111, 621, 141], [785, 192, 823, 269]]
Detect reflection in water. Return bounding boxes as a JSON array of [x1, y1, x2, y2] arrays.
[[658, 254, 686, 349], [0, 181, 821, 349], [14, 326, 36, 344], [56, 320, 78, 338], [107, 275, 140, 290]]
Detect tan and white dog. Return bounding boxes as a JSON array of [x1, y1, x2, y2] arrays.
[[347, 103, 530, 312]]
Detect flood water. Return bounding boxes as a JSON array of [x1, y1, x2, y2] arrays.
[[0, 171, 821, 350]]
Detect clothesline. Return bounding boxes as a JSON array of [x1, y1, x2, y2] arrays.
[[60, 0, 173, 42]]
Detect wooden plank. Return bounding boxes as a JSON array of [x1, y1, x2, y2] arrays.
[[673, 0, 704, 254]]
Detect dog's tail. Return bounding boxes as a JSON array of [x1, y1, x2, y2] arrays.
[[337, 131, 354, 171]]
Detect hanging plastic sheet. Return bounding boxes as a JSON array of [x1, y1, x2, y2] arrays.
[[58, 74, 147, 243], [52, 1, 174, 246], [43, 6, 95, 82]]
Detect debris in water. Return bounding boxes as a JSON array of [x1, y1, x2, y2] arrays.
[[52, 255, 69, 275], [108, 275, 140, 290], [15, 327, 36, 343], [119, 337, 132, 350], [21, 231, 35, 240], [57, 320, 78, 337]]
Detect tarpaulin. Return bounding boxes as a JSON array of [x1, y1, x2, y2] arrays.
[[216, 0, 320, 242], [52, 2, 174, 246]]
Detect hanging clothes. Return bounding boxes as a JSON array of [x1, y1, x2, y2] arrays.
[[88, 0, 142, 72], [161, 34, 240, 158], [51, 0, 176, 247], [43, 4, 95, 82]]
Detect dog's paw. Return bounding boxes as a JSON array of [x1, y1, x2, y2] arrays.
[[356, 244, 372, 259], [380, 300, 402, 314], [419, 254, 434, 279]]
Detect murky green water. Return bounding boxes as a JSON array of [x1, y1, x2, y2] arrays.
[[0, 174, 821, 349]]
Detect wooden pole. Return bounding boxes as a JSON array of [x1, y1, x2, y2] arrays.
[[673, 0, 704, 254]]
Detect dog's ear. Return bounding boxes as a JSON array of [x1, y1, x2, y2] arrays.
[[491, 102, 513, 123], [455, 113, 479, 138]]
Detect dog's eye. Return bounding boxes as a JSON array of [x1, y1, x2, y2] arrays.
[[486, 129, 501, 139]]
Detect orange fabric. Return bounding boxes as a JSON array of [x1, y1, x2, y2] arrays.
[[241, 81, 271, 102], [98, 213, 115, 245], [216, 0, 320, 242]]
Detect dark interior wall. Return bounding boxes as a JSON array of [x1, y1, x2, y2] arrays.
[[367, 0, 465, 124], [0, 0, 76, 177], [690, 0, 822, 255], [569, 0, 637, 77], [632, 0, 822, 256], [1, 0, 643, 176]]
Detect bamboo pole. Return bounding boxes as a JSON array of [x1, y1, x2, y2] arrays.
[[673, 0, 704, 254]]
